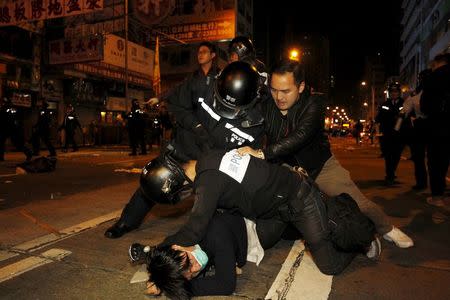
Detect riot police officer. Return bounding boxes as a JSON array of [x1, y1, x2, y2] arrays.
[[127, 99, 147, 156], [59, 104, 81, 152], [0, 97, 33, 161], [32, 99, 56, 157], [104, 61, 265, 238], [375, 83, 405, 185]]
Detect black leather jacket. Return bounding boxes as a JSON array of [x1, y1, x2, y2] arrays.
[[262, 92, 331, 179]]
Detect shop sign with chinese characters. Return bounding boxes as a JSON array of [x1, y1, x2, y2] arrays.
[[102, 34, 154, 78], [131, 0, 235, 44], [0, 0, 104, 27], [49, 35, 103, 64]]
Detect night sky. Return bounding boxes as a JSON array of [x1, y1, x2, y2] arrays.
[[253, 0, 403, 105]]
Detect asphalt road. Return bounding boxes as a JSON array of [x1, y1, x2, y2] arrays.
[[0, 139, 449, 299]]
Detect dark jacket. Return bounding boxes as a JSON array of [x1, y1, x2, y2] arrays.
[[262, 92, 331, 179], [420, 63, 450, 137], [161, 150, 305, 247], [60, 113, 81, 132], [375, 98, 404, 136], [35, 108, 54, 132], [168, 67, 264, 161], [188, 212, 247, 296]]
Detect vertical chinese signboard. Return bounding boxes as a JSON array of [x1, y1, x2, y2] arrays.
[[131, 0, 236, 44], [0, 0, 104, 27], [102, 34, 154, 79], [49, 35, 103, 64]]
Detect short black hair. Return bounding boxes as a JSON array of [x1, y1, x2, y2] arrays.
[[433, 52, 450, 64], [270, 60, 305, 86], [146, 246, 191, 300], [198, 41, 216, 54]]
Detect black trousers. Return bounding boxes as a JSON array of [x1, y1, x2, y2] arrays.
[[32, 129, 56, 156], [410, 119, 428, 187], [427, 136, 449, 196], [118, 188, 155, 228], [0, 129, 32, 160], [129, 128, 146, 154], [257, 186, 355, 275], [382, 134, 405, 179], [64, 129, 78, 151]]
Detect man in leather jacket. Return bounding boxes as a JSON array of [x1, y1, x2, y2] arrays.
[[238, 60, 414, 249]]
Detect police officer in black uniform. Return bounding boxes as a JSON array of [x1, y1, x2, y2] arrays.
[[375, 83, 405, 185], [59, 104, 81, 152], [104, 61, 265, 238], [127, 99, 147, 156], [0, 97, 33, 162], [32, 99, 56, 157]]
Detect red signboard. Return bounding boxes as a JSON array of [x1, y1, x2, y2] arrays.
[[49, 35, 103, 64], [0, 0, 104, 27]]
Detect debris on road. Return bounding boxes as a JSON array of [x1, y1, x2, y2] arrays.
[[114, 168, 142, 174]]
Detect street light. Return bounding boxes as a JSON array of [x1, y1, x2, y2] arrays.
[[363, 102, 368, 106], [361, 81, 366, 86], [289, 49, 300, 61]]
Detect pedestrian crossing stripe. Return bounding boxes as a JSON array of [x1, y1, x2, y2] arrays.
[[0, 248, 71, 283]]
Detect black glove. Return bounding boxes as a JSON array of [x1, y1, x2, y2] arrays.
[[129, 243, 151, 263], [192, 124, 212, 152]]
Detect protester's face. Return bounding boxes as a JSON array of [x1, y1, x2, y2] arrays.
[[229, 52, 239, 62], [175, 246, 202, 280], [270, 72, 301, 113], [197, 46, 215, 65]]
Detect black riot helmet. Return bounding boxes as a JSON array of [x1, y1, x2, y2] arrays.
[[228, 36, 256, 61], [139, 153, 192, 205], [213, 61, 261, 119], [388, 82, 401, 92]]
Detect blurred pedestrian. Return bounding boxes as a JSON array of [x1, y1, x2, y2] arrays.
[[59, 104, 81, 152], [366, 120, 376, 145], [0, 97, 33, 161], [353, 120, 363, 145], [31, 99, 56, 157], [127, 99, 147, 156], [420, 53, 450, 206], [402, 69, 432, 190], [375, 83, 405, 186]]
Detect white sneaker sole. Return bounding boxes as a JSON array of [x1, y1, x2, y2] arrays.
[[383, 234, 414, 248]]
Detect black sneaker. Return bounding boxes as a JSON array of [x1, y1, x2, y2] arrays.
[[129, 243, 151, 263]]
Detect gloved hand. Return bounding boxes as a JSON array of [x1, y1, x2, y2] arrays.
[[129, 243, 152, 263], [192, 124, 212, 152]]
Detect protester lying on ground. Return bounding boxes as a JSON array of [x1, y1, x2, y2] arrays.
[[128, 150, 379, 299]]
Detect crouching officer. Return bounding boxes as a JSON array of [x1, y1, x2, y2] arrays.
[[32, 100, 56, 157], [138, 149, 377, 278], [104, 61, 265, 238]]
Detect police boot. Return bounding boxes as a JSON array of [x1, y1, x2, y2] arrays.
[[104, 221, 136, 239]]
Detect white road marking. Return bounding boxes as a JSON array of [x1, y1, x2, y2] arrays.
[[0, 251, 18, 262], [0, 248, 71, 283], [97, 157, 152, 166], [265, 240, 332, 300], [12, 210, 121, 253], [0, 173, 19, 178]]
